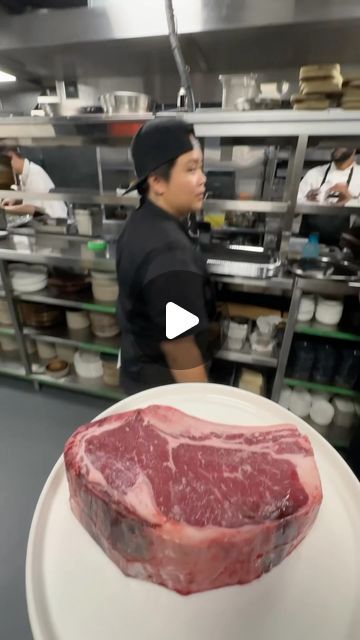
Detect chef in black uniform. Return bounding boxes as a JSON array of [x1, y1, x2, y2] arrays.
[[116, 118, 217, 394]]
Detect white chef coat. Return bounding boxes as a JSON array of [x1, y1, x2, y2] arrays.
[[19, 159, 67, 219], [296, 161, 360, 231]]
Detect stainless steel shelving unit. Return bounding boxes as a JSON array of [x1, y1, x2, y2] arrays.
[[24, 326, 120, 356], [215, 345, 278, 369], [0, 110, 358, 404]]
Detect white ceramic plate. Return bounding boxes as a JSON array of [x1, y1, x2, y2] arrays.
[[26, 383, 360, 640]]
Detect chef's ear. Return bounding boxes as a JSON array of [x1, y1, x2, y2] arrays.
[[148, 174, 165, 196]]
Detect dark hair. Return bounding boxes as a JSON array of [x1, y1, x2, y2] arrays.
[[0, 145, 22, 157], [137, 158, 177, 203]]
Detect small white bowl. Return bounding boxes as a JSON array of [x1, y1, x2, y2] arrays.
[[36, 341, 57, 361], [310, 399, 335, 427], [279, 386, 292, 409], [315, 297, 343, 326], [297, 295, 316, 322], [46, 359, 70, 379], [66, 310, 90, 330], [91, 281, 119, 303], [289, 388, 312, 418]]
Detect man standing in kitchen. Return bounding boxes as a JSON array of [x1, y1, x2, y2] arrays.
[[116, 118, 218, 394], [0, 147, 67, 219], [296, 147, 360, 243]]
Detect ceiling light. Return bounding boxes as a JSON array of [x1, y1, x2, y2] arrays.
[[0, 70, 16, 83]]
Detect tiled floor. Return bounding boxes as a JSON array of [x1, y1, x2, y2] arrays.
[[0, 378, 109, 640]]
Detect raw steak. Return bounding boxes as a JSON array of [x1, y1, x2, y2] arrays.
[[64, 404, 322, 594]]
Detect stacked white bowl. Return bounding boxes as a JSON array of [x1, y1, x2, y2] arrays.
[[91, 271, 119, 304], [74, 350, 103, 382], [10, 264, 48, 293]]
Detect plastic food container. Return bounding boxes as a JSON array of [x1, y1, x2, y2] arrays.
[[91, 271, 119, 304], [101, 353, 120, 387], [315, 297, 344, 326], [75, 208, 103, 237], [219, 74, 259, 109], [74, 350, 103, 380], [227, 321, 248, 351], [297, 295, 316, 322], [65, 310, 90, 331], [237, 368, 264, 395], [89, 312, 120, 338]]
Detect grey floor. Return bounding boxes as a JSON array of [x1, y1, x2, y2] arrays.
[[0, 378, 110, 640]]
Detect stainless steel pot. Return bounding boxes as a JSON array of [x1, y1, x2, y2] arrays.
[[100, 91, 154, 114]]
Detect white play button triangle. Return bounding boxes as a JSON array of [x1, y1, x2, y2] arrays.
[[166, 302, 199, 340]]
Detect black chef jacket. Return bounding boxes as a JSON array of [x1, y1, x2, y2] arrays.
[[116, 199, 217, 394]]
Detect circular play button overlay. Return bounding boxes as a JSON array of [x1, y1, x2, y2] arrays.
[[125, 269, 228, 371]]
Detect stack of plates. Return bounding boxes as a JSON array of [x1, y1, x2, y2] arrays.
[[48, 269, 90, 298], [10, 264, 48, 293], [19, 302, 64, 328]]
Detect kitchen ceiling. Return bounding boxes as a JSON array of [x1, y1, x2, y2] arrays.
[[1, 0, 360, 89]]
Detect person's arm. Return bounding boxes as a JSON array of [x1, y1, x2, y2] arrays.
[[161, 336, 208, 383], [143, 245, 212, 383], [297, 169, 319, 204], [3, 204, 36, 215]]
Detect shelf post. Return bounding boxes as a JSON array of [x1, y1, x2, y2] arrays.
[[280, 134, 308, 261], [0, 260, 32, 378], [271, 277, 302, 402]]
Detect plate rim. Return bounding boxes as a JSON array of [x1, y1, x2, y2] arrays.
[[25, 382, 360, 640]]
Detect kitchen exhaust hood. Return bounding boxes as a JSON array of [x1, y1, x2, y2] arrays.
[[1, 1, 360, 90]]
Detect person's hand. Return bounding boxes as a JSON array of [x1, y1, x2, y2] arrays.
[[306, 189, 320, 202], [326, 182, 351, 204], [1, 198, 17, 207]]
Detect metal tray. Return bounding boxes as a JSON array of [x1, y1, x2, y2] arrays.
[[290, 257, 360, 281], [206, 257, 281, 278]]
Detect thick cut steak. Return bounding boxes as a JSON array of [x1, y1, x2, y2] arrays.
[[64, 405, 322, 594]]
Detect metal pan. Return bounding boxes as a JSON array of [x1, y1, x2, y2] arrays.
[[99, 91, 154, 114], [290, 257, 360, 281]]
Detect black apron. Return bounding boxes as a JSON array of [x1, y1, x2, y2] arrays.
[[300, 164, 353, 244]]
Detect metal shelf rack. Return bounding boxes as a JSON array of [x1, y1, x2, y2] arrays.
[[0, 110, 358, 405]]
